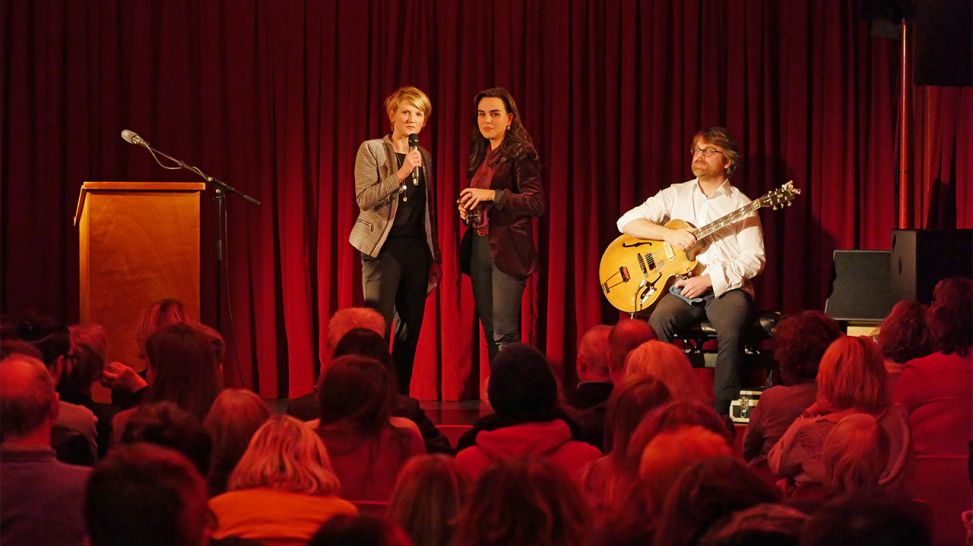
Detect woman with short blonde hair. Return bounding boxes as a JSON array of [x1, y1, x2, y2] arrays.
[[623, 340, 707, 403], [209, 416, 356, 542]]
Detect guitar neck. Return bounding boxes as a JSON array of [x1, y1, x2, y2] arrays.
[[691, 200, 762, 241]]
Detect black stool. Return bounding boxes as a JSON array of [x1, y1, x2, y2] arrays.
[[673, 311, 780, 373]]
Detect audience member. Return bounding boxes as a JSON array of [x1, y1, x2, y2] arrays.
[[580, 376, 671, 524], [203, 388, 271, 495], [623, 339, 708, 402], [65, 322, 121, 457], [1, 354, 90, 546], [117, 401, 213, 476], [309, 514, 414, 546], [800, 494, 932, 546], [288, 307, 386, 420], [743, 311, 841, 462], [654, 457, 782, 546], [209, 415, 357, 542], [85, 443, 210, 546], [694, 503, 807, 546], [893, 277, 972, 456], [316, 355, 425, 501], [454, 343, 600, 482], [768, 336, 909, 490], [820, 413, 889, 500], [112, 323, 222, 440], [878, 300, 933, 386], [387, 454, 471, 546], [135, 298, 189, 358], [568, 324, 614, 409], [450, 458, 589, 546], [607, 318, 656, 383]]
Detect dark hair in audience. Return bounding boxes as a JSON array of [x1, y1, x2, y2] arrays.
[[136, 298, 188, 357], [604, 376, 672, 454], [203, 388, 271, 495], [387, 454, 471, 546], [927, 277, 972, 356], [450, 458, 589, 546], [65, 323, 108, 398], [772, 311, 842, 385], [144, 323, 222, 420], [309, 514, 413, 546], [318, 355, 393, 435], [0, 354, 56, 439], [333, 328, 396, 391], [695, 503, 807, 546], [487, 343, 557, 421], [800, 494, 931, 546], [85, 443, 210, 546], [16, 311, 71, 367], [878, 301, 933, 364], [118, 402, 213, 476], [654, 457, 781, 546]]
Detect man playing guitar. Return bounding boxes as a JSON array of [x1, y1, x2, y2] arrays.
[[616, 127, 765, 416]]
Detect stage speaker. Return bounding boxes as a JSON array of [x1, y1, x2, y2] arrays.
[[891, 229, 973, 303], [825, 250, 895, 323], [915, 0, 972, 86]]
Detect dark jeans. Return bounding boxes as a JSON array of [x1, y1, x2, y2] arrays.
[[470, 233, 526, 363], [648, 289, 753, 414], [361, 237, 431, 394]]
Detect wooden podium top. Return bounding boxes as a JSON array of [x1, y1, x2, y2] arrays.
[[74, 181, 206, 226]]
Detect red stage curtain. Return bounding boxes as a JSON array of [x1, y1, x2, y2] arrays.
[[2, 0, 969, 400]]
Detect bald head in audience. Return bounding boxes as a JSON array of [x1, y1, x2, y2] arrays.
[[577, 324, 612, 383], [326, 307, 386, 355], [0, 354, 58, 445], [608, 319, 656, 382]]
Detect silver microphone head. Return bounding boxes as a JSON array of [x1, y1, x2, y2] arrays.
[[121, 129, 144, 146]]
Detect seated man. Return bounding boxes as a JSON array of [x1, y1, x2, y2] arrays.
[[1, 354, 90, 546], [607, 318, 656, 383]]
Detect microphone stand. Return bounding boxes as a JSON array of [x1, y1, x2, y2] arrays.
[[131, 138, 260, 361]]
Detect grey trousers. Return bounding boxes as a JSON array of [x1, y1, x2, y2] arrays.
[[648, 289, 753, 414], [470, 233, 526, 363]]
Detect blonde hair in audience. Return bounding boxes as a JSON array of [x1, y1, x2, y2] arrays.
[[816, 336, 889, 413], [822, 413, 889, 497], [326, 307, 386, 352], [387, 454, 471, 546], [229, 415, 341, 496], [638, 426, 732, 513], [624, 340, 706, 402], [204, 388, 271, 493]]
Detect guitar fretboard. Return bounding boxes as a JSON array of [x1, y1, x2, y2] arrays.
[[690, 199, 763, 241]]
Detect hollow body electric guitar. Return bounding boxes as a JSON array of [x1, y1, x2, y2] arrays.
[[599, 181, 800, 314]]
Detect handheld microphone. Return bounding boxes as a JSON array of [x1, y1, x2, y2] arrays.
[[408, 133, 420, 186], [120, 129, 147, 147]]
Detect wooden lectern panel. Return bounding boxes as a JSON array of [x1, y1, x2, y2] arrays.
[[77, 182, 204, 379]]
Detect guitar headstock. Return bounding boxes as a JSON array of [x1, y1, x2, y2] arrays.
[[758, 180, 801, 210]]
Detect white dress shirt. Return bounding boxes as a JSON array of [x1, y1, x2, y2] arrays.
[[616, 179, 765, 298]]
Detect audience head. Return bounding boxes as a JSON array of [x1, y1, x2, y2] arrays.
[[695, 503, 807, 546], [65, 322, 108, 397], [318, 355, 393, 434], [927, 277, 972, 356], [576, 324, 612, 382], [816, 336, 889, 413], [203, 388, 271, 494], [772, 311, 842, 385], [327, 307, 386, 353], [608, 319, 656, 382], [487, 343, 557, 421], [877, 301, 933, 364], [136, 298, 188, 357], [654, 457, 781, 546], [451, 457, 589, 546], [309, 514, 414, 546], [16, 312, 70, 381], [144, 323, 222, 420], [627, 400, 729, 475], [118, 402, 213, 476], [638, 426, 733, 514], [603, 376, 672, 455], [800, 494, 931, 546], [333, 328, 397, 393], [0, 339, 43, 360], [229, 415, 341, 496], [387, 454, 472, 546], [821, 413, 889, 498], [624, 340, 706, 402], [85, 443, 210, 546], [0, 354, 57, 442]]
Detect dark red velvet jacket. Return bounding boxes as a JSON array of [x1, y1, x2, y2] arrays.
[[461, 153, 545, 278]]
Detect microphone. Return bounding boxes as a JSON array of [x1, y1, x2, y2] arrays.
[[408, 133, 420, 186], [121, 129, 147, 147]]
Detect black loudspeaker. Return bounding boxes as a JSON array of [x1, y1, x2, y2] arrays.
[[825, 250, 895, 323], [891, 229, 973, 303], [914, 0, 973, 86]]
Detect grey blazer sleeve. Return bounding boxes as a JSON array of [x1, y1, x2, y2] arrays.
[[354, 140, 402, 211]]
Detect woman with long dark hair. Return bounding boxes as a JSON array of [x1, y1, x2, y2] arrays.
[[458, 87, 544, 363]]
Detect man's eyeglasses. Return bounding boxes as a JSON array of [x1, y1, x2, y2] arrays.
[[691, 146, 724, 158]]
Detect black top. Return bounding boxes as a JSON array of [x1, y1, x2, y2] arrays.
[[388, 152, 426, 239]]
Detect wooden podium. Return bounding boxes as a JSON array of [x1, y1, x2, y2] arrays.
[[75, 182, 204, 375]]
